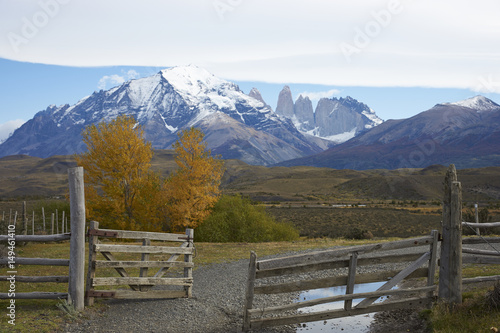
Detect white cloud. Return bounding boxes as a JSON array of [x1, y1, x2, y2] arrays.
[[0, 119, 25, 143], [0, 0, 499, 90], [97, 70, 141, 90], [297, 89, 341, 101]]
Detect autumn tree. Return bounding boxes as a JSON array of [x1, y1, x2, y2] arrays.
[[75, 115, 163, 231], [165, 127, 224, 230]]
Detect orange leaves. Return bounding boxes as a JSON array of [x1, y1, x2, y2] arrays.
[[166, 128, 224, 230], [77, 120, 223, 232], [75, 115, 158, 231]]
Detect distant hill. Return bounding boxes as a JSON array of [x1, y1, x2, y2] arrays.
[[278, 96, 500, 170], [1, 152, 499, 203]]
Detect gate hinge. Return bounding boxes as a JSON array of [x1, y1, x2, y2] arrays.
[[86, 290, 116, 298], [88, 229, 118, 237]]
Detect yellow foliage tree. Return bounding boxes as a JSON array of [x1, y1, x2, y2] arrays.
[[75, 115, 163, 231], [165, 127, 225, 230]]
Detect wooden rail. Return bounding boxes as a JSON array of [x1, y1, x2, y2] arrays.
[[242, 230, 439, 331]]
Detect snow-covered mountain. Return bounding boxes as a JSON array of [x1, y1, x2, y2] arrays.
[[279, 96, 500, 170], [275, 86, 383, 144], [0, 66, 323, 165]]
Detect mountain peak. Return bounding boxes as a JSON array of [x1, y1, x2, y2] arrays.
[[449, 95, 500, 112], [160, 65, 230, 95]]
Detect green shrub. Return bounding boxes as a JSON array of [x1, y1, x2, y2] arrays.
[[344, 227, 373, 240], [194, 195, 299, 242]]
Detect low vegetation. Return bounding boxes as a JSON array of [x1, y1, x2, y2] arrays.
[[194, 195, 299, 242], [429, 285, 500, 333]]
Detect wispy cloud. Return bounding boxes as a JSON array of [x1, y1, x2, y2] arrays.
[[97, 69, 140, 90], [297, 89, 341, 101], [0, 119, 25, 143]]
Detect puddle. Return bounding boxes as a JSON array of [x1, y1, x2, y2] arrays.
[[296, 282, 387, 332]]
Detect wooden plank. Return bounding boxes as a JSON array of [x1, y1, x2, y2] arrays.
[[154, 241, 190, 278], [0, 292, 68, 299], [0, 233, 70, 242], [463, 237, 500, 245], [94, 260, 194, 268], [105, 290, 187, 299], [427, 230, 439, 299], [95, 228, 188, 242], [184, 228, 194, 298], [92, 277, 193, 287], [254, 268, 428, 295], [257, 236, 433, 271], [462, 247, 500, 257], [344, 252, 357, 310], [85, 221, 98, 306], [94, 244, 194, 254], [0, 257, 69, 266], [463, 275, 500, 285], [250, 297, 433, 330], [0, 275, 69, 283], [256, 252, 424, 279], [248, 286, 436, 316], [462, 222, 500, 229], [356, 252, 430, 309], [100, 251, 140, 291], [140, 238, 151, 292], [463, 256, 500, 265], [243, 251, 257, 332]]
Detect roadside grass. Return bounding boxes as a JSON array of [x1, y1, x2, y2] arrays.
[[429, 287, 500, 333]]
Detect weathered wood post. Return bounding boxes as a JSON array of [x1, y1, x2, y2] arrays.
[[184, 228, 194, 297], [474, 203, 480, 236], [22, 201, 27, 236], [68, 167, 86, 311], [243, 251, 257, 332], [85, 221, 99, 306], [439, 164, 462, 305], [42, 207, 46, 232]]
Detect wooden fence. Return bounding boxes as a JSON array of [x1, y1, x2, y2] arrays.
[[85, 222, 194, 305], [243, 164, 500, 331], [0, 168, 86, 310], [0, 205, 69, 235], [439, 164, 500, 304], [243, 230, 439, 331]]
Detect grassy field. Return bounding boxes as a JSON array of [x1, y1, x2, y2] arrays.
[[2, 237, 500, 332], [267, 206, 443, 238], [1, 152, 500, 204]]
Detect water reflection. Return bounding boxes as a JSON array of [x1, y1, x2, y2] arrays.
[[296, 282, 386, 332]]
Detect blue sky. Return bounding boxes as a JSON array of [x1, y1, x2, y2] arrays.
[[1, 0, 500, 141]]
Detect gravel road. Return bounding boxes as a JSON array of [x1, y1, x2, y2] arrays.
[[62, 243, 498, 333]]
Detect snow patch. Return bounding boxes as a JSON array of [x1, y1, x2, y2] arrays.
[[450, 95, 500, 112]]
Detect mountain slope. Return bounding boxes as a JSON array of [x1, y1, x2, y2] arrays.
[[279, 96, 500, 170], [0, 66, 322, 165]]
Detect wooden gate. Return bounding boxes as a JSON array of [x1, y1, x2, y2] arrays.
[[243, 230, 439, 331], [85, 221, 194, 305]]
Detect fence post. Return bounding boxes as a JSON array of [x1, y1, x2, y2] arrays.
[[184, 228, 194, 298], [243, 251, 257, 332], [439, 164, 462, 305], [85, 221, 99, 306], [68, 167, 86, 311]]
